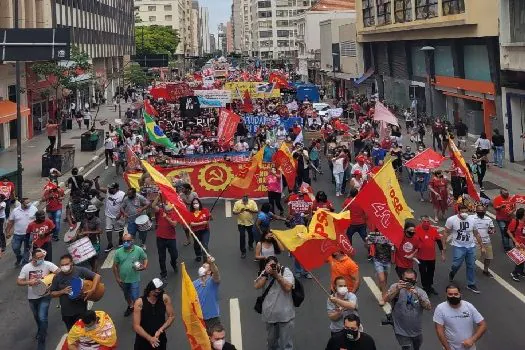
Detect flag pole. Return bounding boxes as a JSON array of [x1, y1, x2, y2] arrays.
[[209, 177, 235, 213], [170, 202, 210, 257], [306, 269, 332, 297]]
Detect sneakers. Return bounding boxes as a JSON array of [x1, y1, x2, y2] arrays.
[[105, 166, 109, 170], [449, 271, 455, 282], [335, 192, 341, 197], [518, 271, 525, 278], [248, 246, 254, 251], [241, 252, 246, 259], [304, 273, 313, 279], [124, 307, 134, 317], [112, 163, 116, 167], [105, 245, 114, 253], [482, 270, 494, 278], [511, 272, 520, 282], [467, 285, 481, 294]]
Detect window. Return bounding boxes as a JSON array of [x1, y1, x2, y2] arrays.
[[442, 0, 465, 16], [277, 30, 289, 37], [510, 0, 525, 42], [165, 15, 172, 21], [362, 0, 375, 27], [376, 0, 391, 25], [258, 11, 272, 18], [394, 0, 411, 23], [164, 5, 172, 11], [258, 1, 271, 8], [148, 5, 156, 11], [276, 10, 288, 17], [276, 20, 289, 26], [340, 41, 357, 57], [277, 40, 290, 47], [259, 30, 272, 38], [415, 0, 438, 19], [149, 16, 156, 22], [258, 21, 272, 28]]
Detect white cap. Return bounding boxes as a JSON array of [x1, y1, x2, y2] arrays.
[[152, 278, 164, 289]]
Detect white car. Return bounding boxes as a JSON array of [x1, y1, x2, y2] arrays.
[[313, 102, 330, 116]]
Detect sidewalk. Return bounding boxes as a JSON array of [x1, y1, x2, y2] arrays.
[[0, 101, 134, 201]]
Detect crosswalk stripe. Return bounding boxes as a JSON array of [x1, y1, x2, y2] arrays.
[[363, 276, 392, 314], [225, 200, 232, 218], [229, 298, 243, 350], [55, 334, 67, 350], [101, 250, 116, 269]]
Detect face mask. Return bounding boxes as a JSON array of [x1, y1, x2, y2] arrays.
[[35, 259, 44, 266], [336, 286, 348, 295], [405, 231, 415, 238], [61, 265, 71, 273], [123, 242, 132, 249], [198, 266, 207, 277], [459, 213, 468, 220], [477, 212, 485, 218], [345, 329, 359, 341], [193, 203, 200, 209], [212, 339, 225, 350], [447, 296, 461, 305]]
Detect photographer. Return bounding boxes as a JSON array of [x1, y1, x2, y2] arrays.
[[384, 269, 431, 350], [254, 256, 294, 350]]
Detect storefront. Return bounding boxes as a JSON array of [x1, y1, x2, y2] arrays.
[[0, 100, 30, 150]]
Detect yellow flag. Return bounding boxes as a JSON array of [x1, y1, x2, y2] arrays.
[[231, 148, 264, 189], [181, 263, 212, 350]]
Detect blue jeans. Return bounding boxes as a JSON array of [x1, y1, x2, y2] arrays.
[[193, 229, 210, 260], [494, 146, 504, 168], [451, 246, 476, 286], [12, 234, 30, 264], [496, 219, 512, 251], [334, 172, 344, 193], [121, 281, 140, 304], [28, 296, 51, 350], [346, 224, 367, 245], [127, 221, 147, 245], [47, 209, 62, 239]]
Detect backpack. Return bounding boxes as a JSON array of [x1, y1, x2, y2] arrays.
[[289, 269, 305, 307]]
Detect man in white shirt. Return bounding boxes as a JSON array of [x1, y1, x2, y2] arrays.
[[433, 283, 486, 350], [469, 204, 495, 278], [351, 156, 370, 181], [234, 139, 249, 152], [443, 204, 484, 294], [93, 180, 126, 252], [104, 132, 116, 170], [6, 198, 38, 266], [17, 248, 59, 350]]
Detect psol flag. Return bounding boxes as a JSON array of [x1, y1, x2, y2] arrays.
[[181, 263, 212, 350], [231, 148, 263, 189], [449, 138, 481, 201], [353, 160, 413, 247], [272, 143, 297, 187]]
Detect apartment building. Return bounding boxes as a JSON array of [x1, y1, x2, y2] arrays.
[[199, 6, 210, 55], [226, 21, 234, 54], [356, 0, 499, 137], [251, 0, 319, 61], [190, 1, 199, 56], [232, 0, 252, 55]]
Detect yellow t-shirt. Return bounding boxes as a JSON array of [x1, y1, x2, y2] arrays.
[[233, 199, 258, 226]]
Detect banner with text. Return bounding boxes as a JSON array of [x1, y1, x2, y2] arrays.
[[194, 90, 232, 107], [224, 82, 281, 99], [242, 115, 303, 133]]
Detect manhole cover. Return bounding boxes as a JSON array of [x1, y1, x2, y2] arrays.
[[482, 181, 502, 191], [69, 136, 82, 139]]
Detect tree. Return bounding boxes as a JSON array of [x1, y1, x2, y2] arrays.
[[124, 63, 149, 88], [31, 46, 92, 149], [135, 25, 180, 56]]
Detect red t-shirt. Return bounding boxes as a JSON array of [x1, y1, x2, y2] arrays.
[[44, 188, 64, 212], [191, 208, 211, 232], [395, 235, 421, 268], [343, 198, 366, 225], [493, 195, 516, 221], [0, 181, 15, 199], [312, 200, 333, 212], [155, 209, 177, 240], [27, 219, 55, 247], [415, 225, 441, 260], [508, 219, 525, 244], [287, 194, 313, 216]]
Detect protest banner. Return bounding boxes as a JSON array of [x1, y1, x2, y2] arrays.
[[194, 90, 231, 107], [224, 82, 281, 98]]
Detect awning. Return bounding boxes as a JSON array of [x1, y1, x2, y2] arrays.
[[0, 100, 30, 124], [353, 67, 375, 86], [70, 73, 92, 83]]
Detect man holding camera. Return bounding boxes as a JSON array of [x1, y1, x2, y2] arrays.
[[384, 269, 431, 350], [254, 256, 295, 350]]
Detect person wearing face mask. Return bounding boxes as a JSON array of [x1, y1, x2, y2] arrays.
[[151, 196, 179, 279], [189, 198, 212, 262], [120, 188, 151, 249], [78, 205, 103, 272], [493, 188, 516, 252], [266, 167, 284, 217], [179, 183, 199, 246], [508, 208, 525, 282], [429, 170, 449, 221], [26, 210, 56, 262], [433, 283, 486, 350], [93, 180, 126, 252], [112, 233, 148, 317], [325, 314, 376, 350], [6, 197, 38, 266], [233, 195, 259, 259], [394, 222, 421, 279], [67, 310, 117, 350], [17, 248, 59, 350], [469, 204, 495, 279], [415, 216, 444, 296], [50, 254, 101, 330], [133, 278, 175, 350], [208, 323, 238, 350], [443, 204, 485, 294], [384, 269, 431, 350], [193, 256, 221, 330], [328, 251, 360, 293], [327, 276, 358, 336]]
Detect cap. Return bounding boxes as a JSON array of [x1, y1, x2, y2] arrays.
[[152, 278, 164, 289], [353, 169, 362, 176], [85, 205, 98, 213], [108, 182, 119, 190]]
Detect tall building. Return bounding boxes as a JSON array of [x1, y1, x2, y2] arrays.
[[210, 34, 217, 53], [135, 0, 187, 56], [199, 7, 211, 55], [226, 21, 234, 54], [190, 0, 199, 56], [250, 0, 318, 60], [218, 23, 227, 54], [232, 0, 252, 55]]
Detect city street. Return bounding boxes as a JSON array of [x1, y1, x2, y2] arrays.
[[2, 143, 525, 350]]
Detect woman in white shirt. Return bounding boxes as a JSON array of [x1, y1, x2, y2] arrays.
[[474, 132, 491, 156], [332, 152, 346, 197]]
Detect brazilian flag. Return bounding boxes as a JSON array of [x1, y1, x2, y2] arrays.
[[143, 111, 176, 149]]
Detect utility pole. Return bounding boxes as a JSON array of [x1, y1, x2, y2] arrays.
[[13, 0, 23, 198]]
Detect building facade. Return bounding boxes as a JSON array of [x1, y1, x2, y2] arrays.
[[226, 21, 234, 54], [199, 6, 210, 55], [232, 0, 252, 55], [356, 0, 499, 137], [210, 33, 217, 53]]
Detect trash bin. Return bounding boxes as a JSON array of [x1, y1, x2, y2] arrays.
[[41, 144, 75, 177], [0, 167, 18, 188], [80, 129, 104, 151]]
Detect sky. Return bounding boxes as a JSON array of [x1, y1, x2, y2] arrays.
[[199, 0, 231, 37]]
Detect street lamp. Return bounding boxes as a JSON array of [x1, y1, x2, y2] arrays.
[[420, 46, 435, 118]]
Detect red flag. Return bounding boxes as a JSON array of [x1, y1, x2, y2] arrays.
[[510, 195, 525, 204], [405, 148, 446, 170], [126, 145, 142, 171], [242, 90, 254, 113], [272, 143, 297, 188], [269, 72, 289, 89], [373, 101, 399, 126], [448, 139, 480, 201], [217, 109, 241, 149], [144, 99, 159, 117], [333, 119, 350, 133], [231, 148, 263, 189]]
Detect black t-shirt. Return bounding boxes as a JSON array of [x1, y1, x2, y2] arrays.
[[67, 175, 84, 192], [492, 134, 505, 146], [455, 123, 468, 136], [50, 266, 96, 316], [325, 332, 377, 350]]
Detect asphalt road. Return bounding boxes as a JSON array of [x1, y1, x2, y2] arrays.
[[2, 153, 525, 350]]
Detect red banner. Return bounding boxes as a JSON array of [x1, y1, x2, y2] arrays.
[[269, 72, 289, 89], [149, 83, 194, 102], [125, 160, 275, 199], [510, 195, 525, 204], [405, 148, 446, 170], [218, 109, 241, 148], [272, 144, 297, 187]]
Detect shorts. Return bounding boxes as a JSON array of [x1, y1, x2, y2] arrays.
[[105, 216, 124, 232], [121, 281, 140, 302], [476, 242, 494, 260], [373, 259, 391, 274]]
